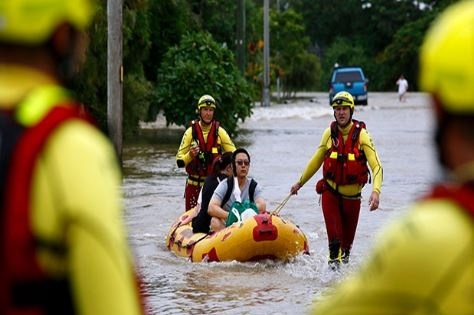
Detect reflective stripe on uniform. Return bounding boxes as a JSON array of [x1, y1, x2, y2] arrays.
[[187, 178, 204, 187]]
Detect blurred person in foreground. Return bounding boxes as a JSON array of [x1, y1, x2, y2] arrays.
[[0, 1, 146, 314], [176, 94, 236, 211], [291, 91, 383, 270], [312, 1, 474, 314]]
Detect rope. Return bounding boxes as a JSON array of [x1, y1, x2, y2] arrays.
[[270, 193, 292, 216]]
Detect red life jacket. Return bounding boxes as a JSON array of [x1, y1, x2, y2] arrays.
[[428, 183, 474, 219], [323, 120, 369, 186], [0, 103, 93, 315], [185, 119, 221, 178]]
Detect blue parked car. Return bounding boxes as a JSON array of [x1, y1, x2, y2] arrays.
[[329, 66, 368, 105]]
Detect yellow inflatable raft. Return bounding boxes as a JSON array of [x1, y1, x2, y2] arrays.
[[166, 210, 309, 262]]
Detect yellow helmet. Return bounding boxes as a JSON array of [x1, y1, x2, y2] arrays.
[[197, 94, 216, 110], [331, 91, 354, 109], [419, 1, 474, 114], [0, 0, 96, 45]]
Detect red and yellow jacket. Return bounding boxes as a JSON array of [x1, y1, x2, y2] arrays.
[[0, 64, 144, 315], [297, 120, 383, 198], [312, 180, 474, 314], [176, 119, 235, 179]]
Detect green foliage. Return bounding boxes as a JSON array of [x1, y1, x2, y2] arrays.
[[73, 0, 155, 138], [270, 8, 309, 60], [320, 37, 371, 90], [123, 0, 151, 76], [268, 8, 321, 98], [293, 0, 365, 52], [121, 0, 155, 138], [360, 0, 424, 53], [145, 0, 194, 82], [71, 2, 108, 132], [292, 0, 453, 92], [123, 74, 154, 138], [71, 0, 458, 141], [192, 0, 238, 50], [154, 32, 254, 137], [282, 51, 321, 97], [377, 15, 432, 91]]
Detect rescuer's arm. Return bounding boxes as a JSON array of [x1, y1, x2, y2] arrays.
[[291, 128, 330, 194], [360, 130, 382, 210], [208, 180, 230, 221], [217, 127, 236, 153], [176, 127, 197, 167], [360, 130, 383, 194]]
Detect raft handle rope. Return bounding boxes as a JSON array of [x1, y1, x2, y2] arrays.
[[270, 193, 292, 216]]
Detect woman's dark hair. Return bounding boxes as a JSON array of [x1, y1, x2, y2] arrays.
[[211, 152, 233, 177], [231, 148, 251, 176]]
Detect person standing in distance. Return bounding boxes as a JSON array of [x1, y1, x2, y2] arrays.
[[0, 1, 146, 314], [312, 1, 474, 314], [290, 91, 383, 270], [396, 74, 409, 102], [176, 94, 236, 211]]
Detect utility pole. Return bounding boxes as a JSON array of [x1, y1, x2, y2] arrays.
[[262, 0, 270, 107], [236, 0, 246, 74], [107, 0, 123, 163]]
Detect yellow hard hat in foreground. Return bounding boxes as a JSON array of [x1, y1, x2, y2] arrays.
[[419, 0, 474, 114], [0, 0, 96, 45]]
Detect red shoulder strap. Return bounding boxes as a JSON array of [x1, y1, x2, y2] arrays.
[[192, 120, 219, 153], [3, 104, 92, 283], [205, 120, 219, 151], [191, 120, 206, 151]]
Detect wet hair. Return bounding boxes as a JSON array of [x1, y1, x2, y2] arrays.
[[232, 148, 251, 176], [211, 151, 233, 177]]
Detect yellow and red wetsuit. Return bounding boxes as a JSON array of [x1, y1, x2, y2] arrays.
[[312, 176, 474, 314], [296, 120, 383, 259], [176, 120, 235, 210], [0, 64, 145, 315]]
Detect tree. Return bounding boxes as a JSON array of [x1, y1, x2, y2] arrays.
[[71, 3, 108, 132], [291, 0, 442, 91], [282, 51, 321, 97], [376, 3, 448, 91], [292, 0, 365, 52], [254, 7, 321, 98], [190, 0, 237, 50], [320, 37, 371, 90], [145, 0, 194, 83], [73, 0, 155, 138], [154, 32, 254, 137], [122, 0, 155, 138], [71, 0, 459, 141]]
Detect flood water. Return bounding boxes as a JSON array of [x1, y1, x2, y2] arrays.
[[123, 92, 438, 314]]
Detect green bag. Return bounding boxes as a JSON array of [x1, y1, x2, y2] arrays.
[[225, 200, 258, 227]]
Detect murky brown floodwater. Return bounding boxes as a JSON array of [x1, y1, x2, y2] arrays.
[[123, 92, 437, 314]]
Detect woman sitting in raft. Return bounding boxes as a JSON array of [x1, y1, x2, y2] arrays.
[[208, 148, 266, 232]]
